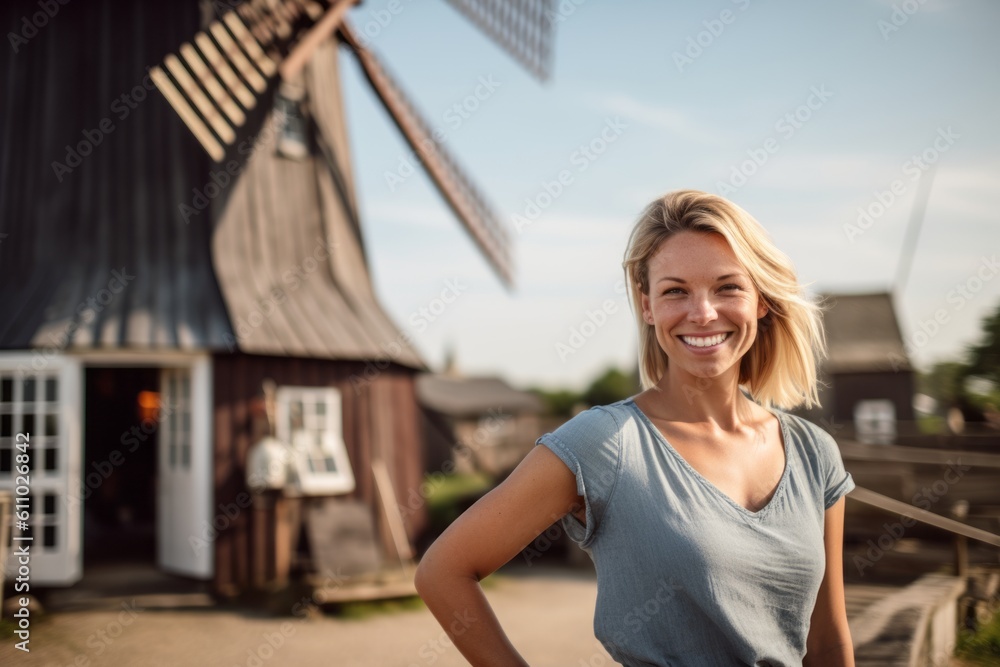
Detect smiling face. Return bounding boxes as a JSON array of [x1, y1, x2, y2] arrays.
[[640, 230, 768, 381]]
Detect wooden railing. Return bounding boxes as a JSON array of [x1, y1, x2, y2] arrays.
[[847, 485, 1000, 576]]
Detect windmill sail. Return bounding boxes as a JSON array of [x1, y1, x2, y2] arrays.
[[443, 0, 556, 82], [339, 23, 514, 290], [150, 0, 357, 161], [149, 0, 518, 289]]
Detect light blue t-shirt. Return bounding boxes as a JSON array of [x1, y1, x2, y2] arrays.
[[534, 396, 855, 667]]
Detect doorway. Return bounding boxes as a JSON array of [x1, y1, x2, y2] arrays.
[[82, 368, 159, 566]]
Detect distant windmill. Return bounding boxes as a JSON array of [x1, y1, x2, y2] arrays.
[[150, 0, 557, 289]]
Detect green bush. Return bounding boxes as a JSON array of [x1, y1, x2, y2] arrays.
[[956, 606, 1000, 664]]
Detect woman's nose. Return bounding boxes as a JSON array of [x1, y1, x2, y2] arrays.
[[688, 293, 718, 324]]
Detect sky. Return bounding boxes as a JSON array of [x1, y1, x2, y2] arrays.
[[336, 0, 1000, 393]]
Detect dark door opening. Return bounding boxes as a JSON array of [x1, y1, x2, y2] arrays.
[[83, 367, 159, 566]]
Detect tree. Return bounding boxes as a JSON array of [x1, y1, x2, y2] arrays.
[[965, 300, 1000, 389], [917, 361, 967, 407], [529, 387, 580, 418], [582, 366, 639, 408]]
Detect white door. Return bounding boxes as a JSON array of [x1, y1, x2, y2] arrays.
[[0, 355, 82, 585], [157, 358, 213, 578]]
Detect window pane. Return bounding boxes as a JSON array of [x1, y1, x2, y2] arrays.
[[22, 414, 34, 434], [23, 378, 35, 403], [0, 448, 10, 472], [1, 414, 10, 437], [169, 443, 176, 467], [44, 494, 56, 515], [45, 378, 57, 402], [182, 443, 190, 468], [45, 414, 57, 436], [315, 402, 326, 416], [324, 456, 337, 472], [44, 525, 56, 549], [1, 378, 12, 403], [45, 448, 57, 471], [181, 377, 190, 399]]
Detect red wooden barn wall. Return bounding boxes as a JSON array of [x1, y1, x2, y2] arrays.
[[211, 352, 426, 594]]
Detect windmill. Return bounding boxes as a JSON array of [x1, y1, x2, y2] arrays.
[[149, 0, 558, 290], [0, 0, 558, 594]]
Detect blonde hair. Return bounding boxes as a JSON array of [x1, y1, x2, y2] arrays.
[[622, 189, 828, 411]]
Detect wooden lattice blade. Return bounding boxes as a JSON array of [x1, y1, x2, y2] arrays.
[[340, 23, 514, 290]]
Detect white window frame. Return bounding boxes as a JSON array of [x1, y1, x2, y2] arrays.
[[275, 386, 354, 496], [0, 353, 82, 586], [854, 399, 896, 445]]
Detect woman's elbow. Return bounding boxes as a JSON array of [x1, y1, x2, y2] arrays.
[[413, 556, 438, 599], [414, 540, 461, 599]]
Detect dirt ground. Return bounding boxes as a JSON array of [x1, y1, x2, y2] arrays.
[[2, 561, 983, 666], [0, 563, 615, 667]]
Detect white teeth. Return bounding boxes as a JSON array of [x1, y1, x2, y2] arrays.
[[681, 333, 729, 347]]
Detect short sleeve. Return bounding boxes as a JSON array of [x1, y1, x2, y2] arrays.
[[818, 428, 856, 510], [534, 405, 623, 548]]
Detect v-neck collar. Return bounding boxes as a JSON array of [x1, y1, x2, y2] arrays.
[[623, 396, 791, 521]]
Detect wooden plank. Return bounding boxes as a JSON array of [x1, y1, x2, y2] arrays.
[[848, 486, 1000, 548], [164, 54, 235, 144], [223, 12, 277, 77], [372, 458, 415, 562], [179, 43, 246, 127], [279, 0, 359, 81], [312, 578, 417, 603], [840, 440, 1000, 469], [194, 32, 256, 109], [305, 498, 382, 577], [210, 21, 267, 93], [149, 65, 224, 161], [252, 499, 268, 588]]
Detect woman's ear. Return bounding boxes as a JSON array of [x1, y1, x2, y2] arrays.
[[640, 292, 653, 324]]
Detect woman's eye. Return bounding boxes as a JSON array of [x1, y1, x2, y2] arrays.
[[663, 285, 741, 295]]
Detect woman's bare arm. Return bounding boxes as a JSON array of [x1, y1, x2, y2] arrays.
[[804, 496, 855, 666], [414, 444, 583, 666]]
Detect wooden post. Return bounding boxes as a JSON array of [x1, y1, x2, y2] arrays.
[[951, 500, 969, 578], [251, 491, 272, 589], [272, 494, 292, 589]]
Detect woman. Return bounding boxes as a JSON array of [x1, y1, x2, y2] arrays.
[[415, 189, 856, 666]]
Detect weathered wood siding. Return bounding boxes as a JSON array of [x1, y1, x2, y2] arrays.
[[831, 371, 917, 424], [211, 353, 426, 594]]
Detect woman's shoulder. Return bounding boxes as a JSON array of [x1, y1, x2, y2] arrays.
[[536, 399, 632, 458], [771, 409, 835, 443], [550, 400, 628, 435], [770, 409, 843, 465]]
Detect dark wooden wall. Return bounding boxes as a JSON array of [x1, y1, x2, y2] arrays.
[[211, 352, 427, 595], [832, 371, 917, 425]]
